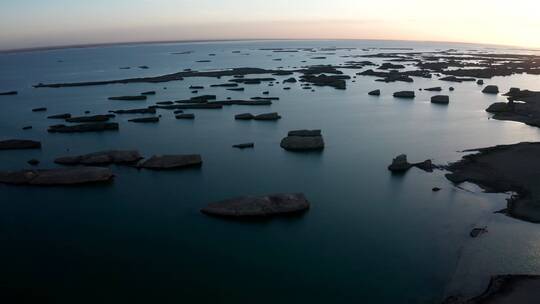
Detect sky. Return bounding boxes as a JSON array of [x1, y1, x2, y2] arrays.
[[1, 0, 540, 50]]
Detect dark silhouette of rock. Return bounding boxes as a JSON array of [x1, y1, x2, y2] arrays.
[[283, 77, 297, 83], [0, 167, 113, 185], [0, 139, 41, 150], [0, 91, 17, 96], [139, 154, 202, 170], [431, 95, 450, 104], [439, 76, 476, 82], [47, 113, 71, 119], [393, 91, 415, 98], [108, 95, 147, 101], [210, 83, 237, 88], [233, 143, 255, 149], [189, 95, 217, 103], [424, 87, 442, 91], [213, 100, 271, 106], [280, 130, 324, 151], [32, 107, 47, 112], [141, 91, 156, 95], [300, 74, 348, 90], [388, 154, 412, 172], [200, 193, 310, 218], [111, 108, 156, 114], [175, 114, 195, 119], [253, 112, 281, 121], [235, 113, 255, 120], [66, 114, 114, 123], [432, 187, 441, 192], [477, 79, 484, 85], [48, 123, 119, 133], [379, 63, 406, 69], [27, 159, 40, 166], [368, 89, 381, 96], [128, 117, 159, 123], [55, 150, 143, 166], [22, 126, 32, 130], [388, 155, 433, 172], [482, 85, 500, 94], [470, 227, 488, 238]]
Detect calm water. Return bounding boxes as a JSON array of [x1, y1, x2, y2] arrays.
[[1, 40, 540, 303]]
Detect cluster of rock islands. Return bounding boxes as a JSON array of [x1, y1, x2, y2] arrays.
[[3, 46, 540, 303]]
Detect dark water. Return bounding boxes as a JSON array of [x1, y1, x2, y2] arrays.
[[1, 40, 540, 303]]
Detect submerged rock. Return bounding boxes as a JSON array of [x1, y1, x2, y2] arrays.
[[55, 150, 143, 166], [139, 154, 202, 170], [200, 193, 310, 218], [470, 227, 488, 238], [0, 167, 113, 186], [48, 123, 119, 133], [0, 139, 41, 150], [280, 130, 324, 151], [444, 275, 540, 304]]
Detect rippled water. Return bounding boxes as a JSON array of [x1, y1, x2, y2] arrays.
[[1, 40, 540, 303]]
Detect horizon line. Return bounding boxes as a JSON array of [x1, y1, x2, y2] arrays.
[[1, 37, 537, 55]]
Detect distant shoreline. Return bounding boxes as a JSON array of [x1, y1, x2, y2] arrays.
[[1, 38, 533, 55]]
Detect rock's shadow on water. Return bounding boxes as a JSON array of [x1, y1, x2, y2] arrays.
[[199, 209, 310, 224]]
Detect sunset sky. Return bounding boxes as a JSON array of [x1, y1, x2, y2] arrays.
[[2, 0, 539, 50]]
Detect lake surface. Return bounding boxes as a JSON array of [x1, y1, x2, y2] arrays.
[[1, 40, 540, 303]]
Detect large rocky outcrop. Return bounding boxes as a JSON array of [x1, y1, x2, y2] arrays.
[[280, 130, 324, 151]]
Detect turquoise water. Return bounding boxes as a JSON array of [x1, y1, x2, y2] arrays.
[[1, 40, 540, 303]]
